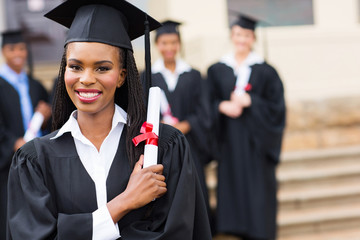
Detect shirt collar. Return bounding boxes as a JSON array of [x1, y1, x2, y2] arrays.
[[220, 51, 264, 72], [51, 104, 127, 140], [152, 58, 191, 75], [0, 64, 27, 85]]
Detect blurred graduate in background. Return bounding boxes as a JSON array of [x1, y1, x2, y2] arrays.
[[0, 30, 51, 240], [207, 14, 286, 240], [143, 19, 213, 230]]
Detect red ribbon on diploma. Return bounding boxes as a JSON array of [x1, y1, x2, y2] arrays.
[[244, 83, 252, 92], [132, 122, 159, 147]]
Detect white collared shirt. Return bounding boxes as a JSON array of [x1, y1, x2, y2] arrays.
[[220, 51, 264, 75], [152, 58, 191, 92], [220, 51, 264, 95], [51, 104, 127, 240]]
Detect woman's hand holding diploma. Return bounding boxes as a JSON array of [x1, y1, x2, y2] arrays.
[[107, 155, 167, 223]]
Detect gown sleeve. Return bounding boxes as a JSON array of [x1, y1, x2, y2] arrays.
[[183, 71, 212, 154], [0, 112, 17, 171], [206, 64, 229, 160], [206, 64, 223, 126], [246, 65, 286, 163], [120, 124, 212, 240], [7, 141, 93, 240]]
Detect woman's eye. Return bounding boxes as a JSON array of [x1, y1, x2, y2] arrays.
[[97, 66, 110, 72], [69, 65, 81, 71]]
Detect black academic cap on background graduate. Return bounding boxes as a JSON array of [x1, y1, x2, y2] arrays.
[[44, 0, 161, 51], [229, 10, 272, 58], [232, 14, 258, 31], [1, 30, 26, 48], [1, 30, 34, 78], [155, 20, 182, 40]]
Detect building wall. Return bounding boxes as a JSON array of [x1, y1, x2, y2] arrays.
[[0, 0, 5, 65]]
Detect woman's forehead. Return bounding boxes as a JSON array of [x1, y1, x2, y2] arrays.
[[231, 25, 254, 33], [3, 42, 27, 49], [66, 42, 120, 61], [67, 41, 118, 51]]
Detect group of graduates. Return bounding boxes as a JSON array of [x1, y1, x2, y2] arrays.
[[0, 0, 286, 239]]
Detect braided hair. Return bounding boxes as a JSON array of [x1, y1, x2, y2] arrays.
[[52, 45, 146, 167]]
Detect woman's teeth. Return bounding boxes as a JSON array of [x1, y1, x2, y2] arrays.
[[79, 92, 100, 98]]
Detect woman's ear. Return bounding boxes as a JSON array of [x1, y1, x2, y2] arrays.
[[117, 68, 127, 88]]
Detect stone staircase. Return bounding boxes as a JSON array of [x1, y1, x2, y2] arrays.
[[207, 144, 360, 240], [277, 145, 360, 240]]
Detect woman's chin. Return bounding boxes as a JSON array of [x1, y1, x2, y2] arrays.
[[235, 48, 251, 55]]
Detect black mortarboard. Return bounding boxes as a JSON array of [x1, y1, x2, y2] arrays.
[[1, 30, 26, 48], [232, 14, 258, 31], [44, 0, 161, 51], [155, 20, 181, 40]]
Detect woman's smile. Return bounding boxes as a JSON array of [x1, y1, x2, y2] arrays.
[[75, 88, 102, 103]]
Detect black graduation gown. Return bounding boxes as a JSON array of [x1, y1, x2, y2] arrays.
[[207, 62, 286, 239], [7, 124, 212, 240], [0, 76, 49, 239]]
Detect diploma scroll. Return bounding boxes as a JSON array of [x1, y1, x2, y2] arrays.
[[24, 111, 44, 142], [234, 65, 251, 96], [160, 89, 179, 125], [143, 87, 161, 168]]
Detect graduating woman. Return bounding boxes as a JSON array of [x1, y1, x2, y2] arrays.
[[143, 20, 212, 224], [207, 15, 286, 240], [6, 0, 212, 239]]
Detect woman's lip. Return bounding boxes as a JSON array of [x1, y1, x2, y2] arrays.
[[76, 88, 101, 93], [75, 90, 102, 103]]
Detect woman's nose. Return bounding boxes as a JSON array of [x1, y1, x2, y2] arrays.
[[79, 70, 96, 85]]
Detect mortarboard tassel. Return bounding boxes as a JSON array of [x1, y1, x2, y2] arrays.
[[134, 14, 161, 168], [144, 14, 151, 101]]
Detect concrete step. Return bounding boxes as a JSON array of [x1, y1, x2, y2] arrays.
[[279, 145, 360, 168], [278, 157, 360, 181], [277, 156, 360, 190], [278, 155, 360, 176], [279, 173, 360, 194], [278, 145, 360, 178], [278, 227, 360, 240], [278, 199, 360, 237], [278, 178, 360, 211]]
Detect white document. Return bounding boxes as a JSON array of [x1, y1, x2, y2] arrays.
[[143, 87, 161, 168], [24, 111, 44, 142]]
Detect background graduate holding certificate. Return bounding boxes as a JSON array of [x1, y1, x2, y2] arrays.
[[6, 0, 212, 239], [207, 14, 286, 240], [144, 20, 212, 226], [0, 30, 51, 240]]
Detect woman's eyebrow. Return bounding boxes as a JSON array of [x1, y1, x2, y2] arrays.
[[67, 59, 113, 65], [67, 58, 82, 64], [94, 60, 114, 65]]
